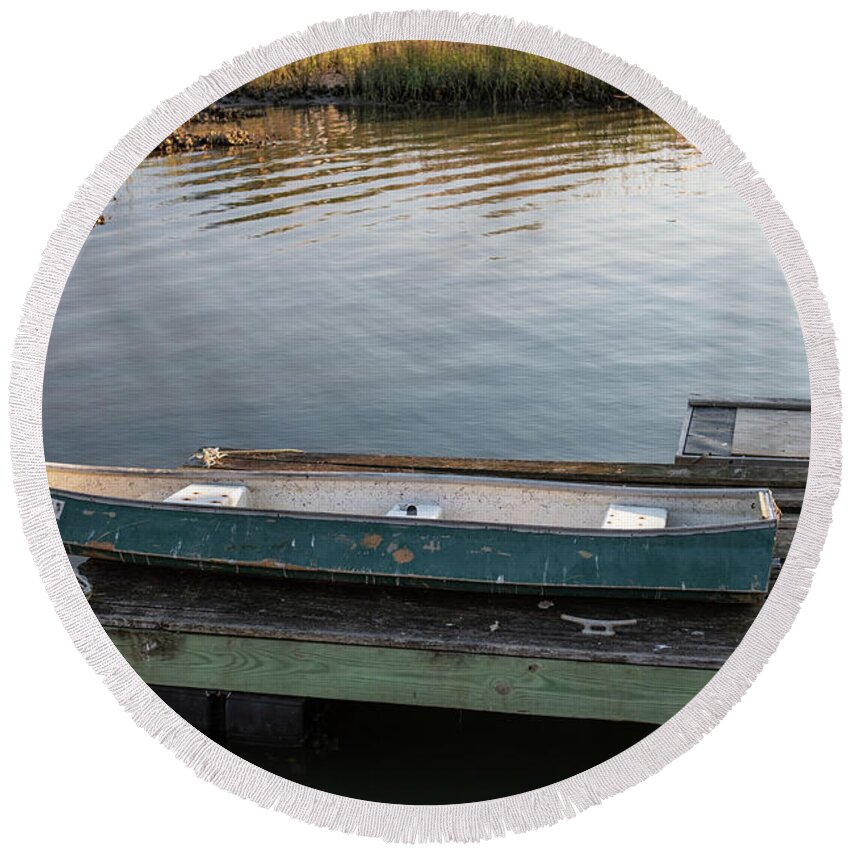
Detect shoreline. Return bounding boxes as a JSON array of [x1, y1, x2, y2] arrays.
[[149, 41, 639, 156], [218, 88, 637, 109], [152, 94, 641, 157]]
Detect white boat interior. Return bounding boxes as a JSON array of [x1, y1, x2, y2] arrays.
[[47, 463, 775, 531]]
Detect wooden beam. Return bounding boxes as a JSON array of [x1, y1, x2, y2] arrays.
[[187, 449, 808, 489], [84, 560, 768, 671], [107, 627, 712, 725], [687, 395, 810, 411]]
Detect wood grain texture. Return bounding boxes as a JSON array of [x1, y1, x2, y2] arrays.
[[732, 408, 811, 459], [84, 560, 763, 670], [678, 397, 810, 472], [683, 406, 737, 457], [687, 396, 810, 411], [107, 627, 713, 724], [187, 450, 809, 489]]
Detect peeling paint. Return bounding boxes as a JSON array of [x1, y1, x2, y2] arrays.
[[392, 547, 415, 565], [361, 533, 383, 550]]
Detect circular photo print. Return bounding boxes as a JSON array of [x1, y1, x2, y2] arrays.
[[42, 39, 812, 808]]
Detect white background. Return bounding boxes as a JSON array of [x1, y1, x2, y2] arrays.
[[1, 2, 846, 847]]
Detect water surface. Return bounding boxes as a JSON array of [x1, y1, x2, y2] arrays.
[[44, 104, 808, 467]]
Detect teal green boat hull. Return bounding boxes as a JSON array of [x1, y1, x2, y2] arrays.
[[52, 488, 777, 599]]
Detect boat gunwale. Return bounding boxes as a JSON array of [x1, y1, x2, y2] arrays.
[[50, 485, 779, 539], [46, 461, 778, 503]]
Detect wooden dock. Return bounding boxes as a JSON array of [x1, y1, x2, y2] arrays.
[[676, 395, 810, 466], [79, 397, 808, 730], [87, 561, 754, 726]]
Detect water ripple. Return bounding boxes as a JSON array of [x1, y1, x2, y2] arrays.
[[45, 103, 806, 468]]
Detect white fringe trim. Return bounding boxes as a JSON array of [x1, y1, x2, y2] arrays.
[[8, 9, 840, 843]]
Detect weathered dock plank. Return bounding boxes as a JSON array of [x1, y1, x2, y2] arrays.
[[109, 627, 712, 725], [188, 449, 808, 490], [686, 396, 811, 411], [83, 558, 765, 723], [682, 405, 737, 457], [83, 561, 763, 670], [732, 408, 810, 459], [676, 396, 810, 467]]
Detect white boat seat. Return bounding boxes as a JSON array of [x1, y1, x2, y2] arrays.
[[164, 484, 250, 508], [602, 504, 667, 530], [386, 503, 444, 520]]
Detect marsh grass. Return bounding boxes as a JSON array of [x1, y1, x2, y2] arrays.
[[238, 42, 623, 105]]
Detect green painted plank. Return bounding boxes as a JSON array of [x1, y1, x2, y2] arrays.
[[108, 628, 713, 725]]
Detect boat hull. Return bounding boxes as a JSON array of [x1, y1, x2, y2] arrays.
[[52, 489, 777, 599]]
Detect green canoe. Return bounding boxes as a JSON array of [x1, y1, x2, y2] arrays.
[[47, 463, 778, 600]]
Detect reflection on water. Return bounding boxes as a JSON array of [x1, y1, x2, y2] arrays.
[[44, 104, 808, 467]]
